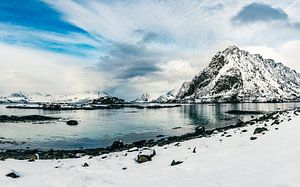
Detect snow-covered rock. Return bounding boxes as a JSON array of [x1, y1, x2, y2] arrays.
[[132, 93, 153, 103], [172, 45, 300, 103], [154, 88, 179, 103]]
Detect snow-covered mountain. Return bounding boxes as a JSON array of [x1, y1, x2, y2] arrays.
[[163, 45, 300, 103], [0, 91, 55, 103], [0, 91, 122, 104], [132, 93, 153, 103], [57, 91, 109, 103], [154, 88, 179, 103]]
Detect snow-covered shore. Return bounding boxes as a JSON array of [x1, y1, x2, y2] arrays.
[[1, 110, 300, 187]]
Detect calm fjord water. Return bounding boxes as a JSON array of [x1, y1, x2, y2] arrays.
[[0, 103, 299, 150]]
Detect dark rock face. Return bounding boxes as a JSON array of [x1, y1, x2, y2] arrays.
[[212, 68, 242, 94], [171, 160, 183, 166], [6, 172, 20, 178], [254, 127, 268, 134], [66, 120, 78, 126]]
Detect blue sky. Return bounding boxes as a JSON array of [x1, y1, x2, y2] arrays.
[[1, 0, 300, 99]]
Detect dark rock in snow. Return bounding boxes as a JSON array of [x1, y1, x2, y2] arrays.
[[137, 155, 152, 163], [271, 119, 280, 125], [171, 160, 183, 166], [6, 172, 20, 178], [254, 127, 268, 134], [66, 120, 78, 126], [28, 154, 39, 162], [250, 137, 257, 140], [192, 147, 196, 153], [136, 149, 156, 163], [82, 162, 89, 167], [174, 143, 180, 147]]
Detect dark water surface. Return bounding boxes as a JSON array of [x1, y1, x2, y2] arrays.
[[0, 103, 299, 150]]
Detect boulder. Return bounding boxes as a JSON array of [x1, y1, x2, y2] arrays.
[[28, 153, 39, 162], [6, 172, 19, 178], [66, 120, 78, 126], [254, 127, 268, 134], [110, 140, 124, 150], [171, 160, 183, 166], [136, 149, 156, 163], [194, 126, 205, 135]]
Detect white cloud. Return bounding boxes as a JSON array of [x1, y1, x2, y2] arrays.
[[0, 44, 106, 95], [2, 0, 300, 99], [245, 40, 300, 71]]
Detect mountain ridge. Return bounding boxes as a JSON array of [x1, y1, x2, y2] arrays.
[[155, 45, 300, 103]]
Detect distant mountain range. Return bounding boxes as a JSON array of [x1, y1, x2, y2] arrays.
[[0, 91, 124, 104], [154, 45, 300, 103], [2, 46, 300, 104]]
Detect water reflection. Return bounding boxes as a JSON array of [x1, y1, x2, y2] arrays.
[[0, 103, 299, 150]]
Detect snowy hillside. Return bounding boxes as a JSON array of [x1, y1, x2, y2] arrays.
[[1, 109, 300, 187], [0, 91, 111, 104], [172, 45, 300, 103]]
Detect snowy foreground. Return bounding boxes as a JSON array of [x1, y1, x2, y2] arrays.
[[1, 110, 300, 187]]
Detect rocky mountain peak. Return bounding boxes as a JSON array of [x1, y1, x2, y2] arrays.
[[158, 45, 300, 103]]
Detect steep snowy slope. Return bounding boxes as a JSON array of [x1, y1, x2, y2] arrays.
[[155, 88, 179, 103], [174, 45, 300, 103]]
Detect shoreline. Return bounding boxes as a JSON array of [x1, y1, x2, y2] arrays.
[[0, 108, 296, 160]]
